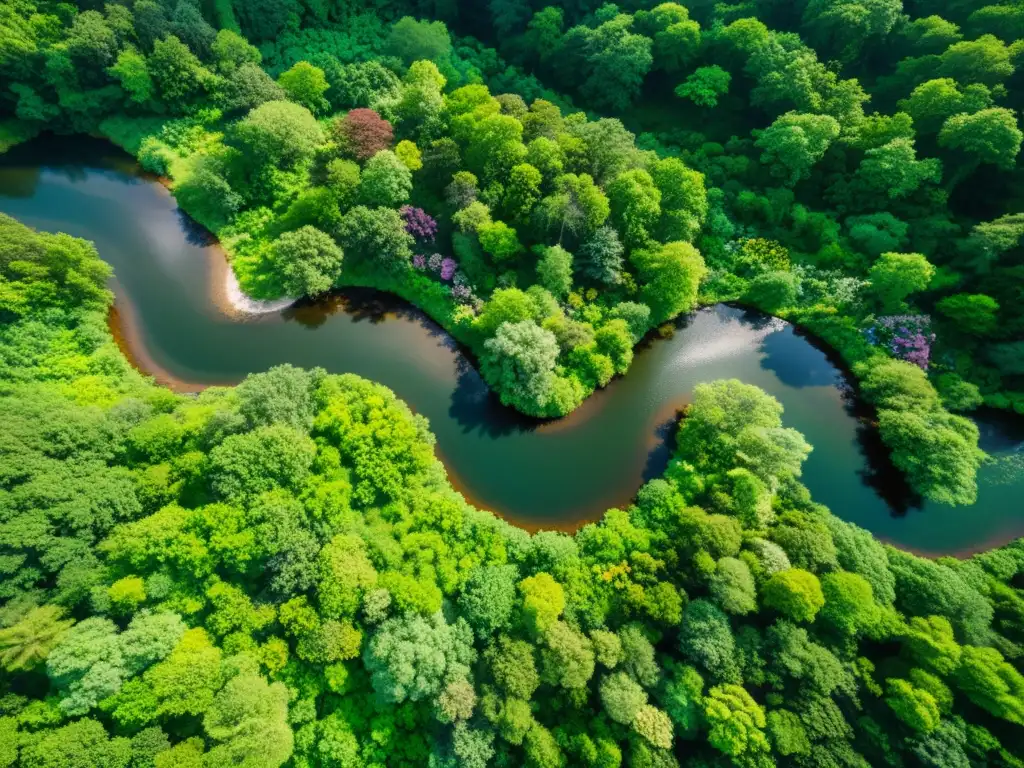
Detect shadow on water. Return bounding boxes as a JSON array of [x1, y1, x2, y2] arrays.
[[175, 209, 218, 248], [5, 133, 1024, 553], [448, 356, 538, 439]]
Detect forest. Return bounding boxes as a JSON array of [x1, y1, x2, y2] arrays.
[[1, 0, 1024, 766]]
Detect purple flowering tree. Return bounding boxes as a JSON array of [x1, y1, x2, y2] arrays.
[[412, 254, 427, 270], [865, 315, 935, 370], [400, 206, 438, 242], [440, 258, 456, 281]]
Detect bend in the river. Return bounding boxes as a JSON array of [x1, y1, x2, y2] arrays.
[[2, 135, 1022, 556]]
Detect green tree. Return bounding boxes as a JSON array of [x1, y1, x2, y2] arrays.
[[937, 293, 1000, 336], [109, 47, 154, 106], [203, 673, 294, 767], [710, 557, 757, 615], [762, 569, 825, 623], [675, 66, 731, 107], [939, 108, 1023, 173], [270, 226, 343, 297], [608, 169, 662, 249], [755, 112, 841, 185], [459, 565, 518, 638], [868, 252, 935, 312], [385, 17, 452, 65], [576, 225, 625, 286], [632, 241, 706, 324], [231, 100, 324, 168], [519, 573, 565, 637], [0, 606, 74, 672], [886, 678, 941, 732], [363, 613, 474, 705], [358, 150, 413, 208], [536, 245, 573, 298], [600, 671, 647, 724], [335, 206, 414, 271], [278, 61, 329, 115], [703, 684, 770, 764], [19, 718, 130, 768]]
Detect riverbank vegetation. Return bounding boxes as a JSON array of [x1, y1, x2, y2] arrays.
[[4, 205, 1024, 767], [1, 0, 1013, 507]]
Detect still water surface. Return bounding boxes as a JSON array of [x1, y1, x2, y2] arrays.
[[1, 136, 1021, 554]]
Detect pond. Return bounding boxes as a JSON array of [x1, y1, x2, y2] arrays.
[[2, 135, 1022, 555]]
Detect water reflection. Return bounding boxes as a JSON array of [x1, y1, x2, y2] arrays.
[[3, 134, 1023, 554]]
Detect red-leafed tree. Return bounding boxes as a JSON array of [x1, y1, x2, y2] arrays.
[[332, 108, 394, 162]]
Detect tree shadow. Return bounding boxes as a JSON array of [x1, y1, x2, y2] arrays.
[[174, 208, 218, 248], [641, 411, 682, 483], [758, 328, 842, 389], [447, 356, 538, 439]]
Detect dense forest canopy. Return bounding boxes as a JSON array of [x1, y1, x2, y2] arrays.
[[2, 0, 1024, 766]]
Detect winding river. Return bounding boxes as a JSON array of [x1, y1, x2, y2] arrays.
[[1, 135, 1022, 555]]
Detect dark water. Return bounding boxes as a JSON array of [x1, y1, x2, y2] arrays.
[[2, 136, 1022, 555]]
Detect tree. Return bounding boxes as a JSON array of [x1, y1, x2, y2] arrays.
[[679, 600, 739, 682], [600, 671, 647, 724], [744, 271, 801, 312], [0, 606, 74, 672], [47, 617, 127, 716], [608, 169, 662, 249], [675, 66, 731, 107], [802, 0, 901, 62], [109, 48, 154, 106], [211, 29, 261, 74], [755, 112, 841, 185], [953, 646, 1024, 724], [939, 108, 1023, 171], [577, 225, 625, 285], [703, 684, 770, 763], [632, 241, 706, 324], [278, 61, 329, 115], [504, 163, 542, 222], [317, 534, 378, 619], [763, 569, 825, 623], [477, 221, 524, 265], [219, 63, 286, 114], [270, 226, 343, 297], [535, 173, 612, 243], [335, 206, 414, 271], [539, 622, 595, 691], [898, 78, 992, 134], [19, 718, 130, 768], [518, 573, 565, 637], [710, 557, 757, 615], [938, 35, 1014, 86], [148, 35, 216, 113], [333, 109, 394, 162], [856, 138, 942, 200], [574, 15, 654, 111], [474, 288, 537, 336], [209, 425, 316, 502], [363, 613, 475, 705], [886, 678, 941, 732], [359, 150, 413, 208], [231, 101, 323, 168], [536, 245, 573, 298], [819, 571, 878, 637], [171, 2, 215, 60], [203, 673, 294, 768], [485, 635, 540, 700], [385, 17, 452, 65], [937, 293, 1000, 336], [459, 565, 519, 638], [869, 252, 935, 312]]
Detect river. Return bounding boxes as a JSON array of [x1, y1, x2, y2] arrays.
[[1, 135, 1021, 555]]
